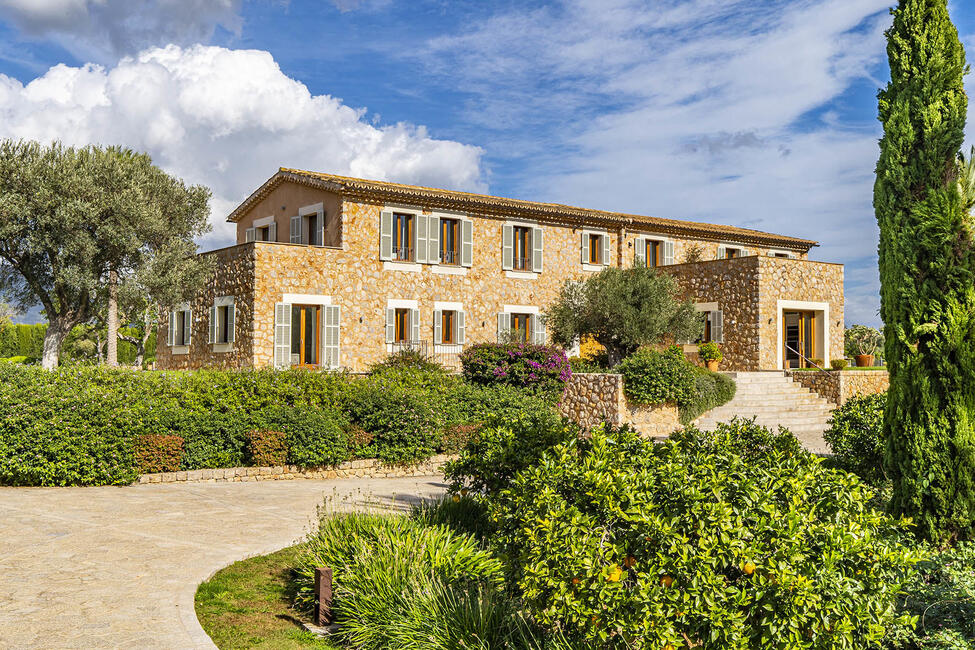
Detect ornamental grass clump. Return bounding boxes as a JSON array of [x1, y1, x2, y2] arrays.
[[490, 419, 922, 648]]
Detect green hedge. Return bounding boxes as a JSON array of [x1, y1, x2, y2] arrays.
[[0, 363, 554, 486], [823, 392, 887, 486]]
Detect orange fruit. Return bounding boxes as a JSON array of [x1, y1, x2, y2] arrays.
[[743, 561, 756, 575], [623, 556, 637, 568], [660, 574, 673, 588], [607, 565, 623, 582], [460, 488, 469, 497], [452, 494, 461, 503], [572, 577, 581, 585]]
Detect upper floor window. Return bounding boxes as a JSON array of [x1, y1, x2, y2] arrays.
[[588, 234, 601, 264], [290, 205, 326, 246], [635, 237, 673, 267], [581, 231, 609, 267], [718, 245, 745, 259], [245, 221, 277, 243], [769, 250, 797, 259], [502, 223, 543, 273], [440, 218, 460, 265], [393, 213, 414, 261], [513, 226, 531, 271]]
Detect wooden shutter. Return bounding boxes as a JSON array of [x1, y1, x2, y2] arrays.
[[716, 245, 726, 260], [634, 237, 646, 267], [531, 314, 547, 344], [457, 310, 466, 345], [226, 302, 235, 343], [461, 220, 473, 267], [532, 227, 543, 272], [497, 312, 510, 342], [427, 215, 440, 263], [379, 210, 393, 260], [268, 221, 277, 242], [713, 310, 724, 343], [415, 214, 428, 264], [663, 240, 675, 265], [601, 234, 611, 266], [245, 227, 256, 243], [167, 311, 176, 346], [318, 213, 326, 247], [433, 309, 443, 345], [290, 215, 302, 244], [580, 232, 589, 264], [410, 308, 420, 342], [184, 310, 192, 346], [385, 308, 395, 343], [274, 303, 291, 368], [323, 305, 340, 368], [501, 224, 513, 270], [208, 306, 218, 344]]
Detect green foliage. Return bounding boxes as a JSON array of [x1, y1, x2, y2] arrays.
[[831, 359, 849, 370], [824, 393, 888, 486], [698, 340, 723, 362], [371, 348, 447, 375], [245, 429, 287, 467], [875, 0, 975, 542], [567, 356, 606, 374], [411, 494, 493, 544], [845, 325, 882, 358], [460, 342, 571, 398], [618, 346, 735, 423], [546, 266, 703, 366], [263, 406, 350, 468], [491, 420, 922, 648], [132, 434, 183, 474], [894, 542, 975, 649], [0, 322, 45, 358]]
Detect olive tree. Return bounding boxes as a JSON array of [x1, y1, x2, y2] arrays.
[[546, 266, 702, 366]]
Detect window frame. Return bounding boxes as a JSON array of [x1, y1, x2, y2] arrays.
[[394, 307, 410, 343], [289, 304, 322, 367], [510, 312, 531, 342], [441, 310, 456, 344], [513, 226, 531, 271], [440, 217, 460, 266], [393, 213, 415, 262]]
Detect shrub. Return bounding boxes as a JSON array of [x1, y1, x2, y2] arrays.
[[132, 434, 183, 474], [412, 494, 493, 542], [809, 357, 824, 367], [679, 365, 737, 424], [245, 430, 287, 467], [618, 346, 693, 407], [460, 342, 571, 398], [370, 348, 446, 375], [260, 406, 351, 467], [568, 356, 605, 374], [345, 373, 441, 464], [831, 358, 849, 370], [823, 392, 887, 486], [697, 341, 722, 363], [491, 420, 921, 648], [439, 423, 481, 455]]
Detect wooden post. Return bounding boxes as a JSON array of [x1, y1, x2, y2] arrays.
[[315, 567, 333, 626]]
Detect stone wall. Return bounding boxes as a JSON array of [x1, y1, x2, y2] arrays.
[[134, 454, 454, 484], [559, 372, 680, 437], [787, 370, 889, 406]]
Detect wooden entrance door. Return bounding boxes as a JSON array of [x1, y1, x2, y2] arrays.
[[783, 310, 817, 369]]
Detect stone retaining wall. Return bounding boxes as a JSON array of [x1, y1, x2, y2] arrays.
[[787, 370, 889, 406], [134, 454, 454, 485], [559, 373, 680, 437]]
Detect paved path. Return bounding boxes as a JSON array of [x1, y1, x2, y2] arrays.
[[0, 477, 447, 649]]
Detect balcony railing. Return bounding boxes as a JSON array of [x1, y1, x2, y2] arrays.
[[394, 246, 414, 262], [513, 256, 531, 271], [441, 249, 459, 265], [387, 340, 464, 372]]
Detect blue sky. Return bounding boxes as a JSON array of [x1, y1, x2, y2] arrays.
[[0, 0, 973, 327]]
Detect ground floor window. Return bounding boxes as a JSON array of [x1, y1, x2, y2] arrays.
[[498, 311, 546, 344], [169, 308, 191, 347], [434, 308, 465, 346], [291, 305, 320, 366], [209, 298, 235, 347], [274, 301, 340, 369]]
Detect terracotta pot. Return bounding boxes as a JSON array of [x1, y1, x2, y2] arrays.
[[854, 354, 874, 367], [706, 359, 720, 372]]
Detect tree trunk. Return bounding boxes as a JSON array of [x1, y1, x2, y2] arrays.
[[41, 316, 75, 370], [106, 270, 118, 367]]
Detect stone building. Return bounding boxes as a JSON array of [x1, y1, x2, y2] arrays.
[[155, 169, 844, 372]]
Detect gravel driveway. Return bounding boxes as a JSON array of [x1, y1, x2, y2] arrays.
[[0, 477, 446, 649]]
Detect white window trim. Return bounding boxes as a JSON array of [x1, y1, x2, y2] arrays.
[[299, 202, 324, 217], [581, 228, 610, 271], [432, 265, 467, 276], [633, 234, 675, 266], [383, 204, 427, 270], [504, 218, 541, 276], [768, 249, 798, 259], [252, 215, 275, 228], [434, 302, 465, 353], [719, 243, 747, 256], [170, 302, 191, 353], [212, 295, 235, 353], [775, 299, 831, 369], [505, 270, 537, 280], [282, 294, 331, 306], [503, 304, 540, 315], [383, 203, 424, 215], [383, 261, 423, 272], [387, 298, 419, 309], [434, 301, 463, 311], [503, 217, 538, 228], [214, 295, 235, 308], [694, 301, 718, 312]]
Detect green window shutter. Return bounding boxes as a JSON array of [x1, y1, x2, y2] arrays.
[[245, 227, 256, 243], [226, 302, 235, 343], [268, 221, 277, 242], [433, 309, 443, 345], [323, 305, 340, 368], [580, 232, 589, 264], [415, 214, 428, 264], [634, 237, 646, 267], [385, 308, 395, 343], [184, 310, 192, 346], [457, 310, 466, 345], [410, 308, 420, 342], [497, 312, 510, 342], [428, 216, 440, 264], [379, 210, 393, 261], [209, 306, 218, 344], [663, 241, 675, 265], [168, 311, 176, 347], [461, 220, 473, 267], [501, 224, 513, 270], [532, 227, 544, 272], [601, 234, 611, 266], [274, 303, 292, 368]]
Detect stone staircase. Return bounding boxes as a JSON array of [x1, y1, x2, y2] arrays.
[[693, 372, 834, 453]]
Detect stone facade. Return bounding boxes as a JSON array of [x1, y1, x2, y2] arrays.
[[559, 372, 681, 437], [134, 454, 454, 484], [156, 172, 842, 373], [787, 370, 889, 406]]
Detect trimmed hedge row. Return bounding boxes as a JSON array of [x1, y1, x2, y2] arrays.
[[0, 363, 553, 486]]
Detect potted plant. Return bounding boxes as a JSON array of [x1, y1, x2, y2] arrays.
[[845, 325, 881, 367], [698, 341, 723, 371]]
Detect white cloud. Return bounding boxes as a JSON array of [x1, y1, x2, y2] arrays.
[[0, 0, 243, 61], [0, 44, 485, 247]]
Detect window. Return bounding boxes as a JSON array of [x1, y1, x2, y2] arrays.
[[694, 309, 723, 344], [257, 225, 271, 241], [441, 310, 456, 344], [392, 213, 414, 261], [394, 308, 410, 343], [510, 313, 531, 342], [646, 240, 661, 267], [588, 233, 602, 264], [770, 251, 796, 259], [290, 208, 325, 246], [440, 218, 460, 265], [513, 226, 531, 271], [290, 305, 320, 366], [168, 308, 191, 347], [718, 245, 744, 259], [498, 310, 546, 344]]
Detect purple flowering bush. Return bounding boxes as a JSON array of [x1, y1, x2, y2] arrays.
[[459, 342, 571, 398]]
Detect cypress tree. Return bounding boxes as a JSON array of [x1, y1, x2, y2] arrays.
[[875, 0, 973, 542]]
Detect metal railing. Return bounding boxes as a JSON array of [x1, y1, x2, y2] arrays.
[[440, 249, 459, 265], [513, 256, 531, 271], [784, 343, 826, 371], [388, 339, 428, 356], [394, 246, 414, 262]]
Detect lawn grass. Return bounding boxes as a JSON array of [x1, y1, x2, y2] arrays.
[[195, 544, 340, 650]]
